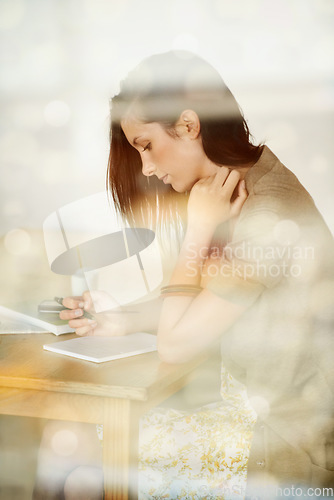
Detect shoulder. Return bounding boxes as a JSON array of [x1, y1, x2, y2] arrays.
[[246, 147, 313, 204], [242, 146, 324, 227], [231, 146, 334, 276]]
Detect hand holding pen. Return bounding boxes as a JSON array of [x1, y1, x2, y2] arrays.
[[54, 296, 95, 320], [56, 295, 98, 335], [58, 291, 138, 337]]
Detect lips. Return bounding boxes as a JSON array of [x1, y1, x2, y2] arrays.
[[160, 174, 168, 184]]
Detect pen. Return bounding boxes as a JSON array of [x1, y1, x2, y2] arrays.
[[54, 297, 139, 318], [54, 296, 95, 320]]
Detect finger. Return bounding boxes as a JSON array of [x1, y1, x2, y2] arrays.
[[68, 318, 97, 329], [212, 166, 230, 186], [62, 296, 84, 309], [220, 169, 241, 197], [59, 308, 84, 320], [238, 178, 247, 197], [82, 290, 93, 311], [75, 325, 96, 337], [230, 179, 248, 217]]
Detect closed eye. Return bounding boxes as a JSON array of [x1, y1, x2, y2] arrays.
[[142, 143, 151, 152]]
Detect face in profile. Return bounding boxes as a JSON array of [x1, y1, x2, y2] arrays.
[[121, 114, 219, 193]]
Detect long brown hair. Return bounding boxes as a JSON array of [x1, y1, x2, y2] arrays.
[[107, 51, 263, 232]]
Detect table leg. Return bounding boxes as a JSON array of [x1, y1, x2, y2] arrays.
[[102, 398, 140, 500]]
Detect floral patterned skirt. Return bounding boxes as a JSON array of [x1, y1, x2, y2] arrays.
[[138, 364, 257, 499]]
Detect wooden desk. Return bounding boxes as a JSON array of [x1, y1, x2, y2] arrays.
[[0, 333, 206, 499]]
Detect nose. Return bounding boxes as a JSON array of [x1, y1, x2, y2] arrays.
[[141, 159, 156, 177]]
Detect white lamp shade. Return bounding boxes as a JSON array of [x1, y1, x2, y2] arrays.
[[43, 191, 163, 308]]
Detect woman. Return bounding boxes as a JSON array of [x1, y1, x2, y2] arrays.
[[56, 51, 334, 498]]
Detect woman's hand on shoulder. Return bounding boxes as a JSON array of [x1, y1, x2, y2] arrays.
[[60, 290, 128, 337], [187, 167, 248, 231]]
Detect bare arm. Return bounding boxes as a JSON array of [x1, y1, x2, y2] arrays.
[[157, 168, 249, 363], [60, 293, 162, 336], [61, 168, 247, 343]]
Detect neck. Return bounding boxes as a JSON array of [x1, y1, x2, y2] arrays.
[[200, 158, 254, 181], [234, 162, 254, 179]]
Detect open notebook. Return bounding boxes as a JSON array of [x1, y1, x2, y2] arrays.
[[43, 332, 157, 363], [0, 317, 50, 334], [0, 302, 74, 335]]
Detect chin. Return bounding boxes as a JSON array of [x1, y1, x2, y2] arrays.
[[172, 180, 196, 193], [171, 185, 183, 193]]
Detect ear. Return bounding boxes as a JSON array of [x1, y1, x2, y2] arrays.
[[175, 109, 201, 139]]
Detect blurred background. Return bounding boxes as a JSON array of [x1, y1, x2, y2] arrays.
[[1, 0, 333, 230], [1, 0, 334, 298], [0, 1, 333, 497]]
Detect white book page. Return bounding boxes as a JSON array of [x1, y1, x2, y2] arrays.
[[0, 304, 74, 335], [0, 317, 49, 334], [43, 332, 157, 363]]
